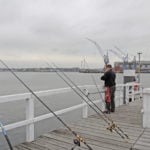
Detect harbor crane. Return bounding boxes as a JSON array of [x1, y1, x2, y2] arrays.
[[108, 49, 128, 63], [86, 38, 109, 65], [109, 49, 125, 61], [109, 49, 129, 69], [109, 48, 136, 70], [115, 46, 137, 70], [114, 46, 127, 58], [114, 46, 136, 64]]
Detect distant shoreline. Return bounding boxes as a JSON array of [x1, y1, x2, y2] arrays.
[[0, 68, 150, 73], [0, 68, 104, 73]]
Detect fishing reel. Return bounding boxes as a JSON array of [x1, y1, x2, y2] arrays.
[[83, 88, 90, 97], [71, 139, 81, 150], [107, 122, 116, 132]]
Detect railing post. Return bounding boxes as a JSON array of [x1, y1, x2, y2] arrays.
[[82, 89, 89, 118], [119, 86, 123, 106], [125, 84, 129, 104], [143, 88, 150, 128], [131, 83, 135, 101], [26, 95, 34, 142], [82, 100, 88, 118], [140, 85, 143, 99]]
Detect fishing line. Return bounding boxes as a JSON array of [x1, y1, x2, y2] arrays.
[[49, 63, 126, 139], [44, 60, 129, 141], [53, 63, 129, 140], [83, 60, 130, 140], [0, 121, 14, 150], [83, 60, 106, 104], [0, 59, 93, 150], [130, 128, 145, 150]]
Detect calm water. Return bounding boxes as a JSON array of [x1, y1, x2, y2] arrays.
[[1, 72, 149, 95], [0, 72, 122, 95], [0, 72, 149, 149]]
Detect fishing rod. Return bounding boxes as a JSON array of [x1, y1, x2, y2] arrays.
[[129, 128, 145, 150], [83, 60, 130, 140], [85, 39, 129, 140], [86, 38, 129, 139], [46, 61, 129, 141], [0, 121, 14, 150], [52, 63, 129, 140], [83, 60, 105, 104], [48, 63, 110, 124], [0, 60, 93, 150]]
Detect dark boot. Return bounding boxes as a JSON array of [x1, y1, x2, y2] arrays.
[[106, 102, 111, 114], [110, 86, 116, 112]]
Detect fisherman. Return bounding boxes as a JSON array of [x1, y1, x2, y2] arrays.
[[101, 64, 116, 113]]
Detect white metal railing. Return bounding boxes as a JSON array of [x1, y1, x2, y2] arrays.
[[143, 88, 150, 128], [0, 83, 142, 143], [125, 82, 143, 103]]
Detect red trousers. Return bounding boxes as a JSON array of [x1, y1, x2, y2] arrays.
[[105, 87, 111, 103]]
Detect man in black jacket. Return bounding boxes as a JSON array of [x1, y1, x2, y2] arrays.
[[101, 64, 116, 113]]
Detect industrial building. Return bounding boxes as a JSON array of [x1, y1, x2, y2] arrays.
[[114, 61, 150, 73]]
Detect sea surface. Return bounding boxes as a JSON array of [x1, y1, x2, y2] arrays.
[[0, 72, 149, 149]]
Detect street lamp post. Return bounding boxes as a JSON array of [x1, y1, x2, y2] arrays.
[[137, 52, 142, 83]]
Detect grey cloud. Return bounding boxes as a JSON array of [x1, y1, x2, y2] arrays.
[[0, 0, 21, 24], [0, 0, 150, 67]]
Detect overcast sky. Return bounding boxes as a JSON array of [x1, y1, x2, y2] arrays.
[[0, 0, 150, 68]]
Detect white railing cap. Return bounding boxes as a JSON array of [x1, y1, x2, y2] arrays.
[[143, 88, 150, 94], [0, 93, 31, 103]]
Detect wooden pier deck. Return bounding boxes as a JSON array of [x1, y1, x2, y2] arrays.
[[14, 99, 150, 150]]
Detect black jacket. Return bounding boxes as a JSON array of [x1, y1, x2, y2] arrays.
[[101, 69, 116, 87]]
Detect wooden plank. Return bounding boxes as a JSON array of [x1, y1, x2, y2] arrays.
[[71, 120, 144, 135], [71, 120, 145, 140], [14, 100, 150, 150], [43, 133, 111, 150], [33, 138, 70, 150], [20, 142, 54, 150], [83, 118, 142, 129], [41, 134, 88, 150], [136, 140, 150, 147], [47, 131, 131, 150], [50, 128, 132, 149], [69, 123, 141, 141], [133, 144, 150, 150]]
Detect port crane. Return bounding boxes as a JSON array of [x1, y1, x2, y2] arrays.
[[131, 56, 136, 70], [110, 46, 136, 70], [114, 46, 136, 69], [114, 46, 136, 63], [86, 38, 109, 65], [114, 46, 127, 58], [109, 49, 129, 70], [109, 49, 125, 61]]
